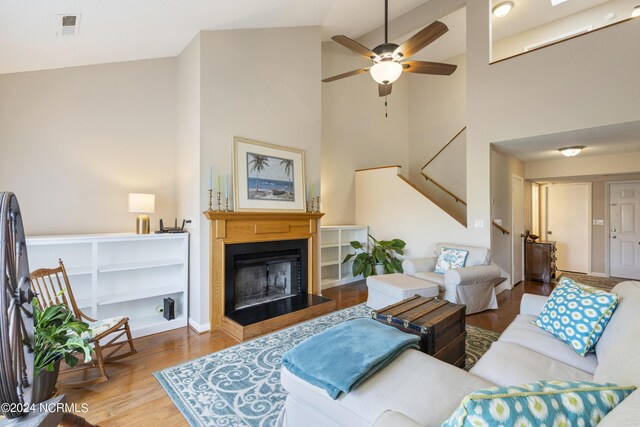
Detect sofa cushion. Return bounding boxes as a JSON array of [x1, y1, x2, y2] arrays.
[[435, 243, 491, 267], [470, 341, 593, 386], [280, 349, 494, 427], [434, 248, 469, 274], [595, 281, 640, 361], [412, 271, 444, 287], [441, 380, 636, 427], [366, 274, 439, 300], [534, 277, 619, 356], [597, 390, 640, 426], [499, 314, 598, 374]]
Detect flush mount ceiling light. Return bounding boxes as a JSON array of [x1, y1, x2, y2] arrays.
[[493, 1, 514, 18], [632, 5, 640, 18], [559, 146, 585, 157]]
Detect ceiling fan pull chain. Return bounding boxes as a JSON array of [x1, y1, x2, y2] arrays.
[[385, 96, 388, 118]]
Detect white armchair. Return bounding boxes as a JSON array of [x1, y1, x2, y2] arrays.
[[402, 243, 504, 314]]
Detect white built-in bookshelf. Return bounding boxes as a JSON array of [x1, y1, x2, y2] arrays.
[[320, 225, 368, 290], [26, 233, 188, 338]]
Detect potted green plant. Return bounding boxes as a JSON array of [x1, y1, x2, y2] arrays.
[[342, 234, 406, 278], [32, 297, 93, 403]]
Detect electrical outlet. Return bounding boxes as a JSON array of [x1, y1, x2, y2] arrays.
[[474, 220, 484, 228], [593, 219, 605, 226]]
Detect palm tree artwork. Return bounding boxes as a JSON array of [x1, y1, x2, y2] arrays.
[[248, 154, 269, 195], [280, 159, 293, 196]]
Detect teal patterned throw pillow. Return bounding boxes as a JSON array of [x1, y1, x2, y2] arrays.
[[441, 380, 636, 427], [434, 248, 469, 274], [534, 277, 619, 356]]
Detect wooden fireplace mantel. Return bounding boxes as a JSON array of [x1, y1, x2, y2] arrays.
[[204, 210, 328, 339]]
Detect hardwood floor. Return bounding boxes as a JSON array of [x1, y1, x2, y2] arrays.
[[64, 280, 552, 426]]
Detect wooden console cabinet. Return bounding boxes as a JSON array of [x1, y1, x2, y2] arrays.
[[525, 240, 557, 283]]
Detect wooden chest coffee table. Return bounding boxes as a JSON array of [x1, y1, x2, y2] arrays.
[[372, 295, 466, 368]]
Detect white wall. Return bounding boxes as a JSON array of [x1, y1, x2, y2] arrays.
[[321, 42, 409, 225], [176, 35, 204, 330], [0, 58, 177, 236], [193, 27, 322, 326], [355, 166, 474, 259]]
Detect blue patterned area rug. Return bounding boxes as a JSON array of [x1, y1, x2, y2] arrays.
[[154, 304, 499, 427]]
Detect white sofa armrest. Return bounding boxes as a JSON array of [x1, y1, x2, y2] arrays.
[[402, 257, 437, 275], [444, 265, 501, 286], [374, 411, 424, 427], [520, 294, 549, 316]]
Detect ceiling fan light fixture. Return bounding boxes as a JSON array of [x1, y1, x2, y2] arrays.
[[559, 146, 585, 157], [370, 60, 403, 85], [493, 1, 514, 18]]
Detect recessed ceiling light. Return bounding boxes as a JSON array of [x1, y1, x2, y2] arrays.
[[604, 12, 616, 21], [493, 1, 514, 17], [632, 5, 640, 18], [559, 146, 585, 157]]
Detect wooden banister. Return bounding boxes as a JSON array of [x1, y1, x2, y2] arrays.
[[421, 172, 467, 206], [421, 127, 466, 170], [492, 221, 510, 235]]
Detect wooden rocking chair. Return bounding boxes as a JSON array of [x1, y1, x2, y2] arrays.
[[30, 259, 137, 387]]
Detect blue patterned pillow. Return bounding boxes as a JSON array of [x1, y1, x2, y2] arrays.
[[534, 277, 619, 356], [434, 248, 469, 274], [441, 380, 636, 427]]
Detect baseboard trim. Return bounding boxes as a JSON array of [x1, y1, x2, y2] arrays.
[[188, 318, 210, 334], [588, 272, 609, 278]]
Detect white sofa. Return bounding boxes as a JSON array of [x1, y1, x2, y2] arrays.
[[277, 281, 640, 427], [402, 243, 503, 314]]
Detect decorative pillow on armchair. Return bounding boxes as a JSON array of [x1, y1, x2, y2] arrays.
[[534, 277, 619, 356], [434, 248, 469, 274], [441, 380, 636, 427]]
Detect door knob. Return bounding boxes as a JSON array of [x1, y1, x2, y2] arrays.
[[612, 235, 617, 239], [611, 228, 617, 232]]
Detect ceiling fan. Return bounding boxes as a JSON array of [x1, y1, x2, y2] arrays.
[[322, 0, 457, 97]]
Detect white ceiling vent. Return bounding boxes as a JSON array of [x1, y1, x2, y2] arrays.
[[57, 14, 80, 36]]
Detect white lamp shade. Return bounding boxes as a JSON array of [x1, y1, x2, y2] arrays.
[[370, 61, 403, 85], [128, 193, 155, 213]]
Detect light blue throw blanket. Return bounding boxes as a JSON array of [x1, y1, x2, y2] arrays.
[[282, 318, 419, 399]]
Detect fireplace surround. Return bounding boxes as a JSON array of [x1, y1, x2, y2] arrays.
[[204, 211, 335, 341]]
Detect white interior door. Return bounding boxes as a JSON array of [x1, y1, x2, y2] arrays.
[[610, 182, 640, 279], [546, 183, 591, 273], [512, 175, 524, 284]]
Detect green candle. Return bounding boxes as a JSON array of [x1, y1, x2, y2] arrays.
[[217, 175, 221, 192]]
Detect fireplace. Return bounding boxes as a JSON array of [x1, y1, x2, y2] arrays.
[[205, 211, 335, 341], [225, 239, 308, 315]]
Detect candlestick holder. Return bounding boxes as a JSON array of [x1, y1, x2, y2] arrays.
[[207, 190, 213, 211], [225, 197, 230, 212], [306, 202, 310, 213], [216, 192, 222, 211], [310, 198, 315, 213], [315, 197, 320, 213]]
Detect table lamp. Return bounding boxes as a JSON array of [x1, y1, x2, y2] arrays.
[[128, 193, 155, 234]]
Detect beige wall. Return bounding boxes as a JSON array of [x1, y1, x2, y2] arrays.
[[321, 42, 409, 225], [0, 58, 177, 236], [193, 27, 322, 325], [493, 0, 638, 61], [466, 3, 640, 255], [490, 149, 525, 276], [525, 151, 640, 180], [176, 35, 203, 329]]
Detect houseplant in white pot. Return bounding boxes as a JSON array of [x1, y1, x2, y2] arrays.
[[343, 234, 406, 278]]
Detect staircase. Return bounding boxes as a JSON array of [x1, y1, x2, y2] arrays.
[[419, 127, 467, 226]]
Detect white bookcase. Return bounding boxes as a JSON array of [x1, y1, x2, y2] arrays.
[[26, 233, 189, 338], [320, 225, 368, 290]]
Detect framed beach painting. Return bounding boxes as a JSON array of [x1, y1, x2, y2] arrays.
[[233, 137, 306, 212]]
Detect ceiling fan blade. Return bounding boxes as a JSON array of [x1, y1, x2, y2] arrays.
[[378, 83, 392, 97], [394, 21, 449, 59], [322, 67, 370, 83], [402, 60, 457, 76], [331, 35, 380, 60]]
